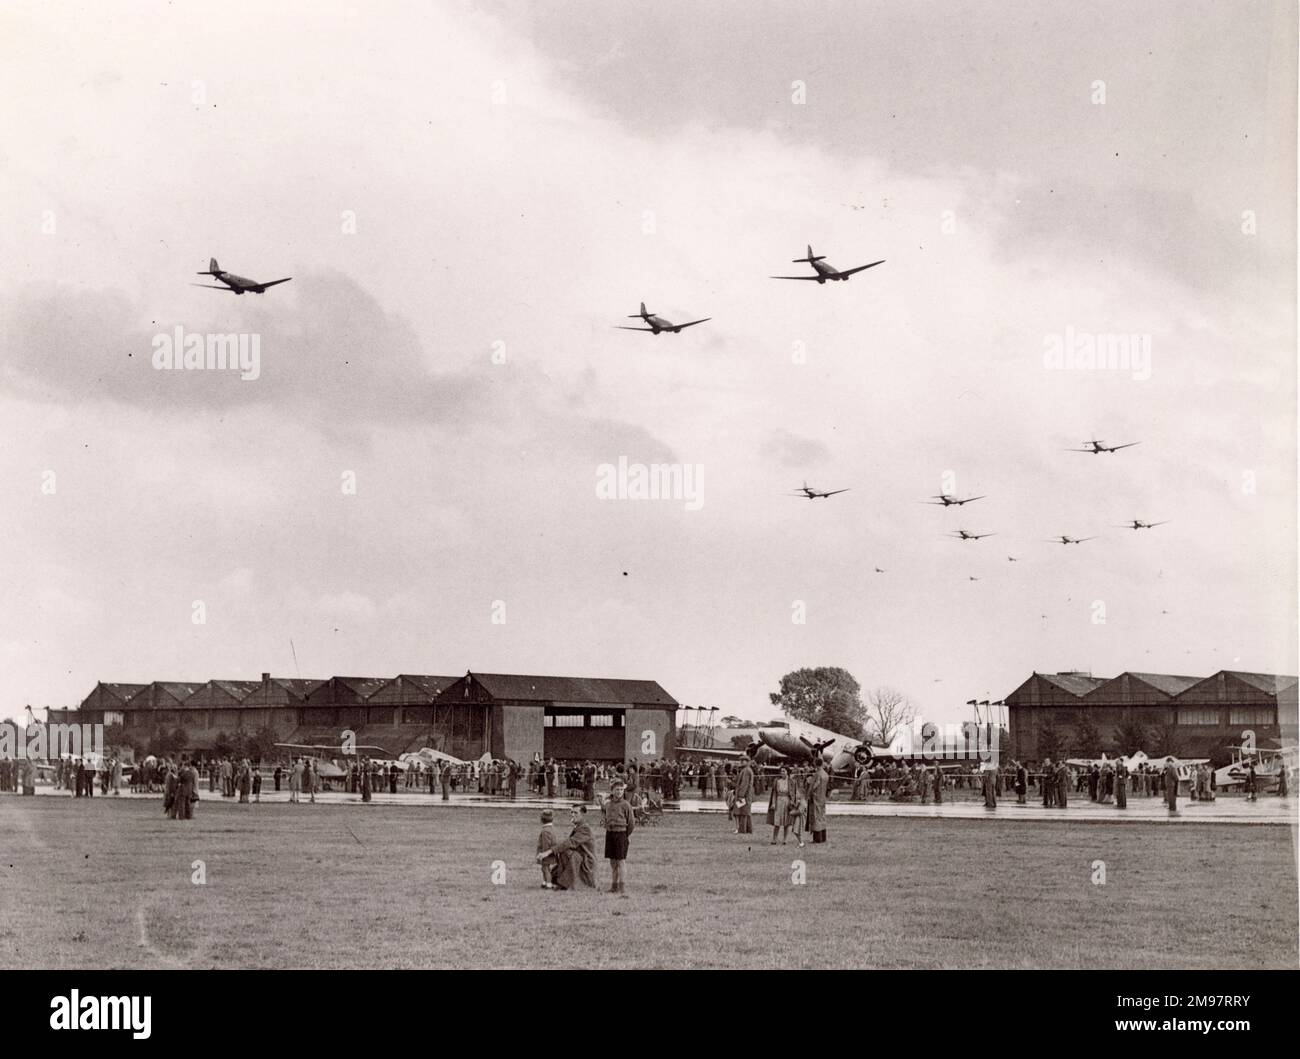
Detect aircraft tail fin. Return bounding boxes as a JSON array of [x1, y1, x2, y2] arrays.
[[793, 245, 826, 263], [197, 257, 221, 275], [628, 302, 649, 318]]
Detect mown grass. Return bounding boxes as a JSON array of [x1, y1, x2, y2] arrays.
[[0, 795, 1294, 969]]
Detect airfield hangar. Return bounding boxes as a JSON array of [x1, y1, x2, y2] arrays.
[[55, 670, 679, 763], [1003, 670, 1298, 765]]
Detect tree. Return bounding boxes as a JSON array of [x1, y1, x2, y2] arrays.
[[1114, 721, 1149, 756], [1073, 713, 1104, 757], [241, 725, 279, 763], [769, 667, 866, 739], [864, 686, 916, 746], [1037, 718, 1066, 762], [1150, 721, 1186, 759]]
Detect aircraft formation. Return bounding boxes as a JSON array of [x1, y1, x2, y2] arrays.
[[188, 253, 1167, 587]]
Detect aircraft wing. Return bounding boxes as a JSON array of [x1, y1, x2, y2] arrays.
[[256, 277, 293, 290], [1108, 442, 1140, 451], [675, 317, 711, 329], [190, 283, 239, 292], [820, 488, 850, 496], [835, 259, 885, 277], [674, 745, 749, 759], [614, 325, 656, 331], [972, 532, 995, 538], [769, 274, 823, 280]]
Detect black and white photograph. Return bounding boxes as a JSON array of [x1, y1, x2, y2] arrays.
[[1, 0, 1296, 1025]]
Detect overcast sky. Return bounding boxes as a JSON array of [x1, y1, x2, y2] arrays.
[[1, 0, 1295, 730]]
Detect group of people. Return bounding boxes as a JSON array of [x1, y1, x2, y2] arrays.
[[0, 755, 38, 795], [723, 760, 830, 845], [535, 779, 637, 893]]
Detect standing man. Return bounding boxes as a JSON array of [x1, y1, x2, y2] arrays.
[[1115, 760, 1128, 809], [732, 758, 755, 835], [1041, 760, 1055, 807], [1014, 760, 1027, 805], [981, 764, 997, 809], [601, 780, 635, 893], [440, 762, 451, 801], [807, 760, 829, 844], [177, 756, 198, 819], [1164, 759, 1180, 814], [1055, 759, 1069, 809], [508, 759, 519, 800]]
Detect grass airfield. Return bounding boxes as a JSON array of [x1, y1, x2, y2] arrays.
[[1, 794, 1295, 969]]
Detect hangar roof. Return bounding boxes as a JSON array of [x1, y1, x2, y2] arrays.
[[464, 672, 678, 707]]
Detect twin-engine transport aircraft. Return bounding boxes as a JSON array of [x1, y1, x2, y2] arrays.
[[771, 245, 885, 283], [790, 481, 850, 499], [745, 718, 894, 772], [616, 303, 711, 334], [1067, 438, 1139, 454], [923, 493, 985, 507], [193, 258, 293, 294]]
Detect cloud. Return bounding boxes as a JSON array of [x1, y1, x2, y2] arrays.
[[760, 429, 831, 469]]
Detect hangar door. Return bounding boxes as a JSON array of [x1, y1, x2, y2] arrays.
[[543, 708, 625, 761]]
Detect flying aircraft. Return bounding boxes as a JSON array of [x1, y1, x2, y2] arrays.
[[948, 529, 994, 540], [1114, 519, 1169, 530], [615, 302, 711, 334], [1007, 556, 1019, 562], [192, 258, 292, 295], [923, 493, 985, 507], [771, 245, 885, 283], [967, 576, 981, 581], [1044, 534, 1096, 545], [789, 482, 850, 499], [1067, 438, 1140, 454]]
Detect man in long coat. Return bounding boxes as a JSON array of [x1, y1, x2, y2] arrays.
[[545, 805, 597, 889], [164, 764, 179, 818], [806, 762, 829, 843], [1014, 761, 1028, 804], [981, 764, 997, 808], [732, 760, 755, 834], [1164, 760, 1180, 813], [176, 757, 198, 819], [1055, 760, 1070, 808]]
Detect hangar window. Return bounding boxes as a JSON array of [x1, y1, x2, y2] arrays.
[[1229, 707, 1274, 726], [1177, 707, 1220, 726], [552, 715, 585, 728], [589, 714, 614, 727]]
